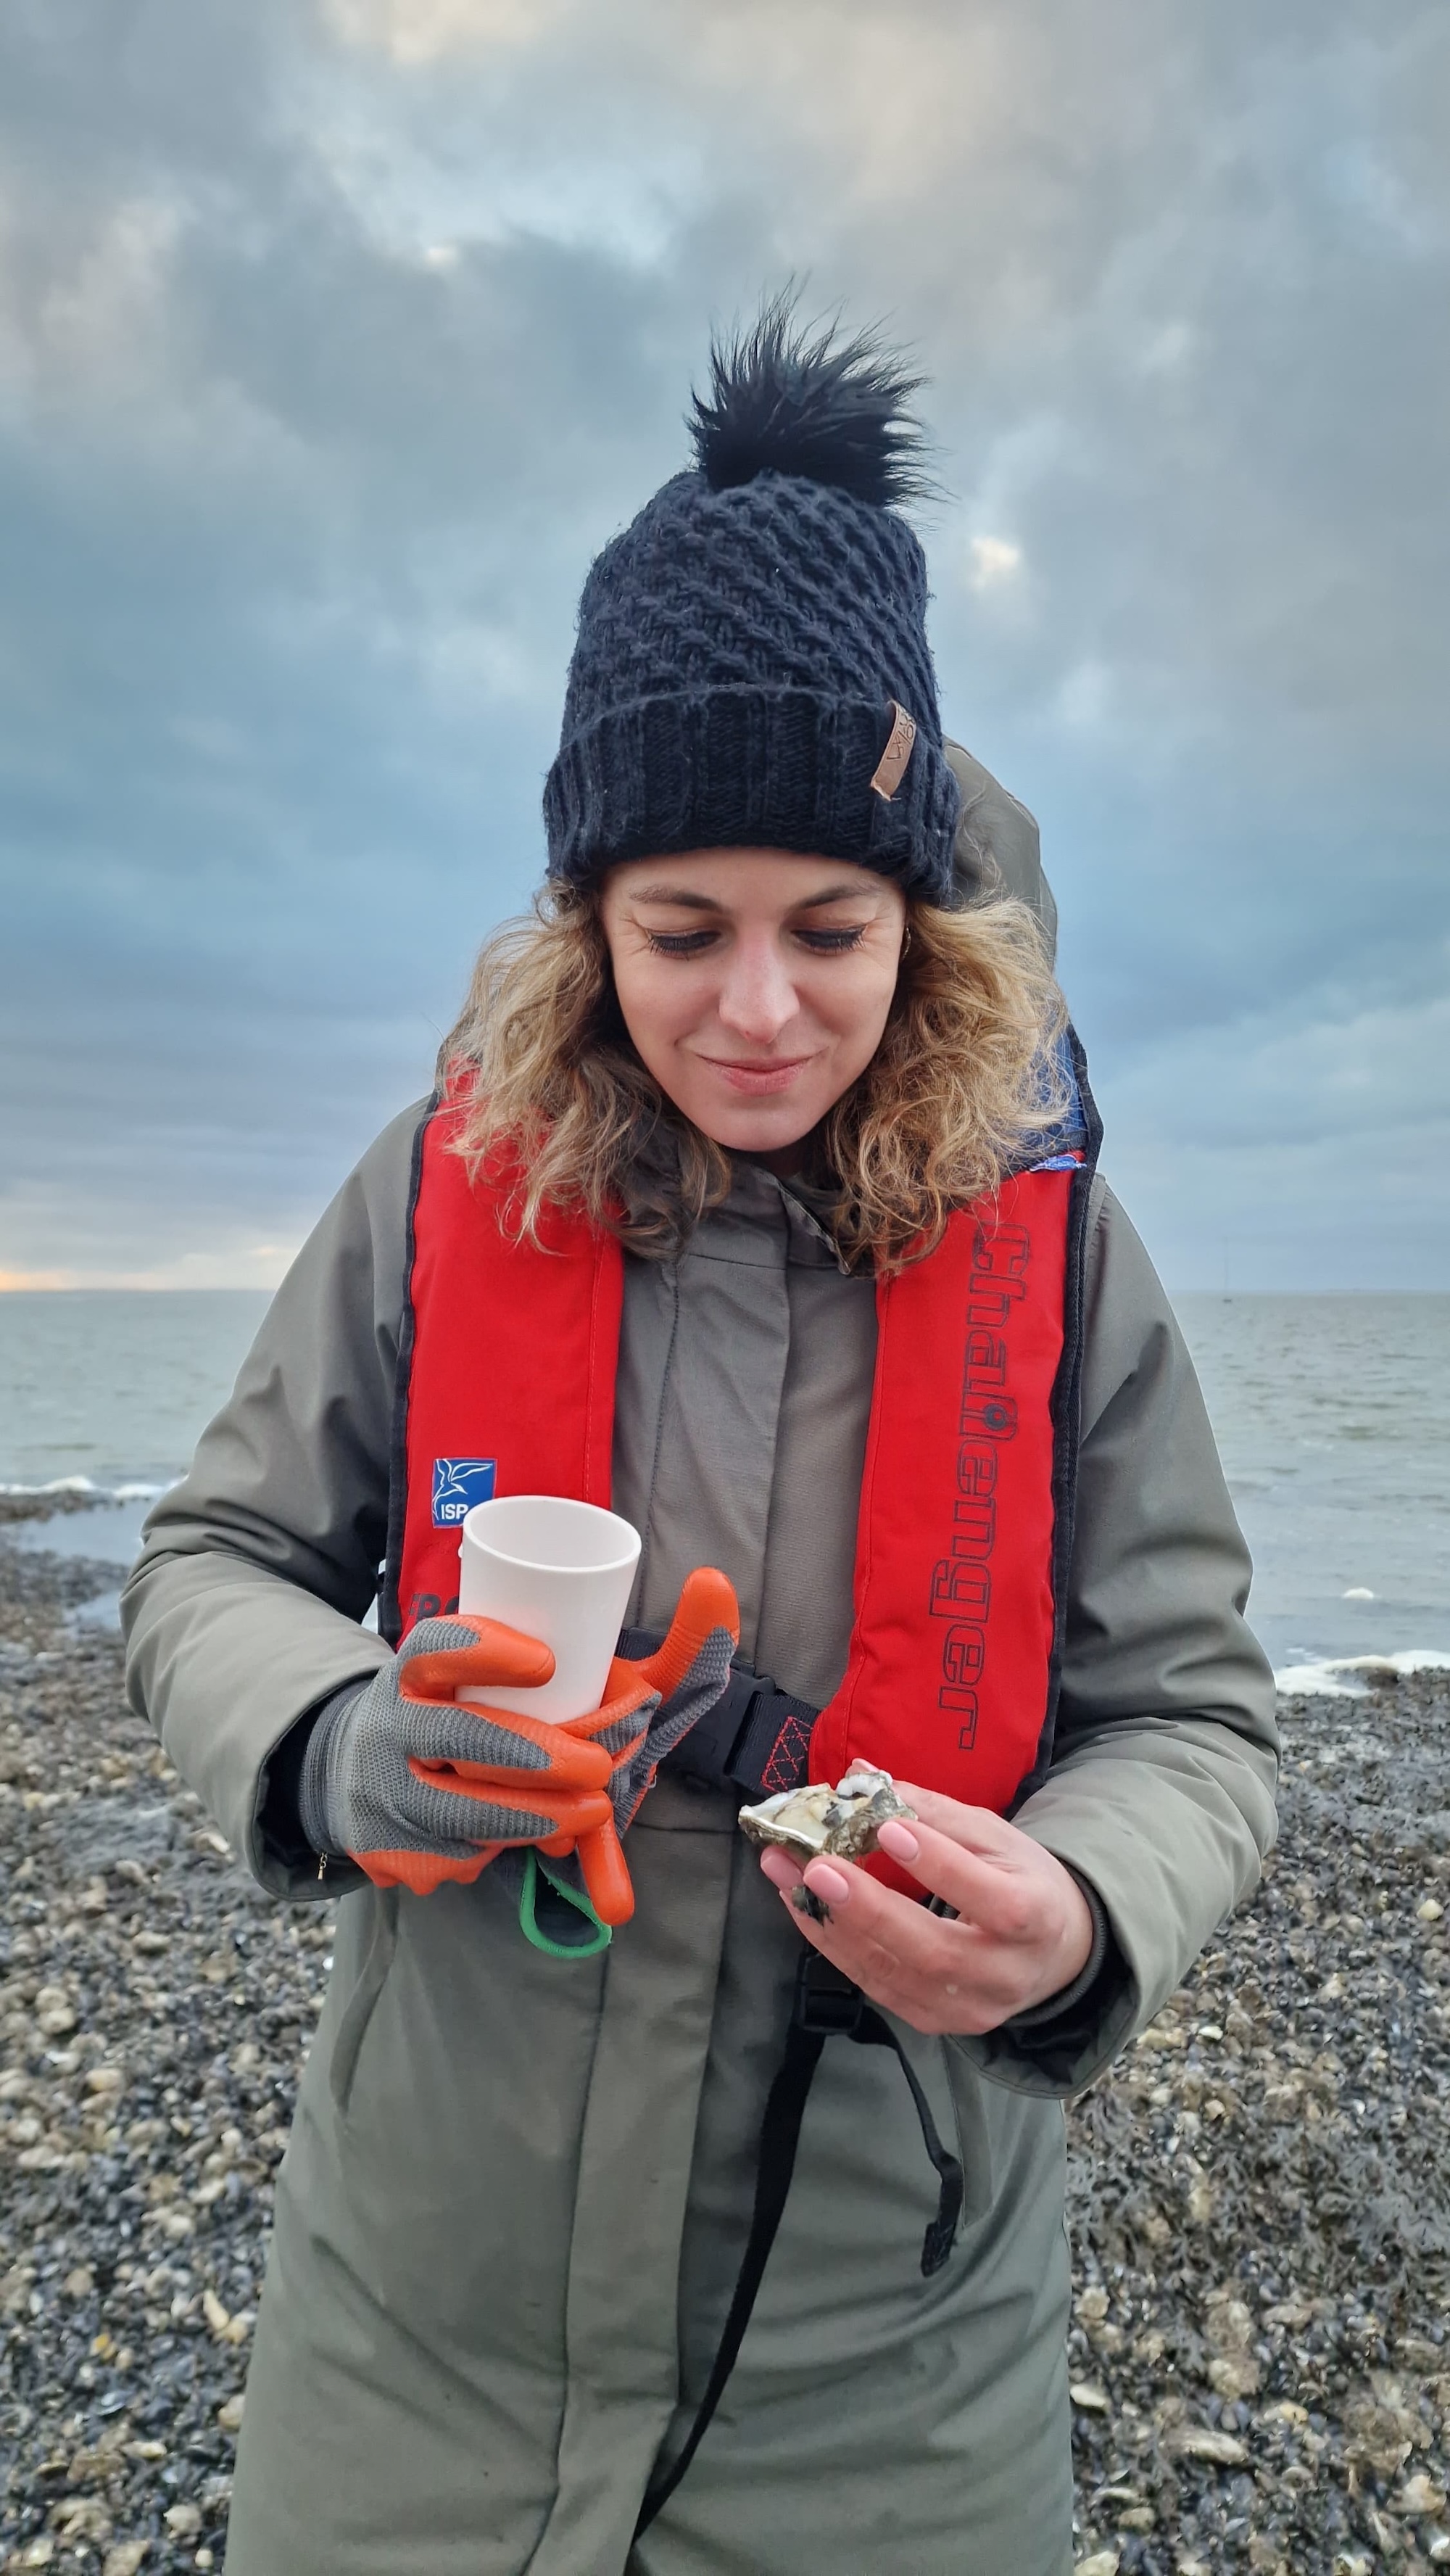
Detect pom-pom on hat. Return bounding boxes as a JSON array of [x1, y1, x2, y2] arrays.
[[543, 299, 962, 901]]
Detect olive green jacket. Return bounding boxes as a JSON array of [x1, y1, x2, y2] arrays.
[[123, 754, 1277, 2576], [124, 1159, 1274, 2575]]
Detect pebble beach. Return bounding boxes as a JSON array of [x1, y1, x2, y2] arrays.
[[2, 1503, 1449, 2575]]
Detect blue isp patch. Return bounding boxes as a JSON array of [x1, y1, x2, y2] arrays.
[[431, 1457, 497, 1527]]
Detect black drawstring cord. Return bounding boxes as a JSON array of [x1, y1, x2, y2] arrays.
[[847, 2003, 964, 2276], [633, 1956, 963, 2540]]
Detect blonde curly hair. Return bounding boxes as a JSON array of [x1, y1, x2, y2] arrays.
[[440, 880, 1068, 1276]]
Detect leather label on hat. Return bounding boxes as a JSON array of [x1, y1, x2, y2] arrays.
[[869, 699, 916, 801]]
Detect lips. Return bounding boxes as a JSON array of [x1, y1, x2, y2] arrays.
[[698, 1056, 815, 1096]]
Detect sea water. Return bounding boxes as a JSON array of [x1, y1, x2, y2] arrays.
[[1174, 1295, 1449, 1682], [0, 1287, 1446, 1684], [0, 1290, 269, 1572]]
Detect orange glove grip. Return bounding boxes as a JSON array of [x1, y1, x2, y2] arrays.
[[360, 1579, 740, 1923]]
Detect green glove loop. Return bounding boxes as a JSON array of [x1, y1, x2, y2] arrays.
[[517, 1849, 612, 1960]]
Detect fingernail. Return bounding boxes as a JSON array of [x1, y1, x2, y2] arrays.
[[876, 1820, 920, 1864], [758, 1847, 797, 1888], [803, 1860, 851, 1907]]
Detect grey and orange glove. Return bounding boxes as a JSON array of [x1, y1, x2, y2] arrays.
[[299, 1566, 739, 1926]]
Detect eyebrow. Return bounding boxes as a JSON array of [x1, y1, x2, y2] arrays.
[[628, 880, 873, 912]]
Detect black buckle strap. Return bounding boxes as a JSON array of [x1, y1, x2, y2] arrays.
[[790, 1954, 868, 2038], [616, 1628, 817, 1801], [633, 1958, 963, 2540]]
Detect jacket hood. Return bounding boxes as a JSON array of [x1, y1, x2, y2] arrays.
[[943, 740, 1058, 965]]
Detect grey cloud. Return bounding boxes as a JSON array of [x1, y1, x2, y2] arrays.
[[0, 0, 1446, 1284]]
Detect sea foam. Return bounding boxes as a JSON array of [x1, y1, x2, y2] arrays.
[[1275, 1649, 1450, 1699], [0, 1477, 167, 1503]]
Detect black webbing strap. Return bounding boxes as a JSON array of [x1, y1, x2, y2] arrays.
[[616, 1628, 818, 1803], [632, 1957, 963, 2541]]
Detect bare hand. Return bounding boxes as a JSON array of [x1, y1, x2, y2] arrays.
[[757, 1780, 1095, 2036]]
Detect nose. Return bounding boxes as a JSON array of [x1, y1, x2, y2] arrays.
[[714, 930, 800, 1046]]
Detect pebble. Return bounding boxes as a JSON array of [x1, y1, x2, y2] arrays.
[[5, 1516, 1450, 2572], [1063, 1664, 1450, 2568], [1, 1527, 332, 2572], [1164, 2424, 1248, 2465]]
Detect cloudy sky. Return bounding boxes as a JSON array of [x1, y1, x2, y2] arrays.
[[1, 0, 1446, 1291]]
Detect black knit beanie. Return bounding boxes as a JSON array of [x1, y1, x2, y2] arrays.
[[543, 305, 962, 902]]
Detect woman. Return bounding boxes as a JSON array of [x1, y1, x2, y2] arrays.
[[124, 308, 1277, 2576]]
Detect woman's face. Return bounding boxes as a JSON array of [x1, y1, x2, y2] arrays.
[[600, 848, 907, 1167]]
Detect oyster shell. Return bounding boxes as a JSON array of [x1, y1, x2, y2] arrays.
[[737, 1765, 916, 1865]]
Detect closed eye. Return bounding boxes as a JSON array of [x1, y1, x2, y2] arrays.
[[795, 925, 867, 952], [643, 928, 718, 957], [642, 923, 869, 958]]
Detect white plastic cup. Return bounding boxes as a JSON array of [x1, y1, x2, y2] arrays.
[[455, 1494, 642, 1723]]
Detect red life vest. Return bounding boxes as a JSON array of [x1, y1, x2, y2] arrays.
[[382, 1090, 1095, 1820]]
